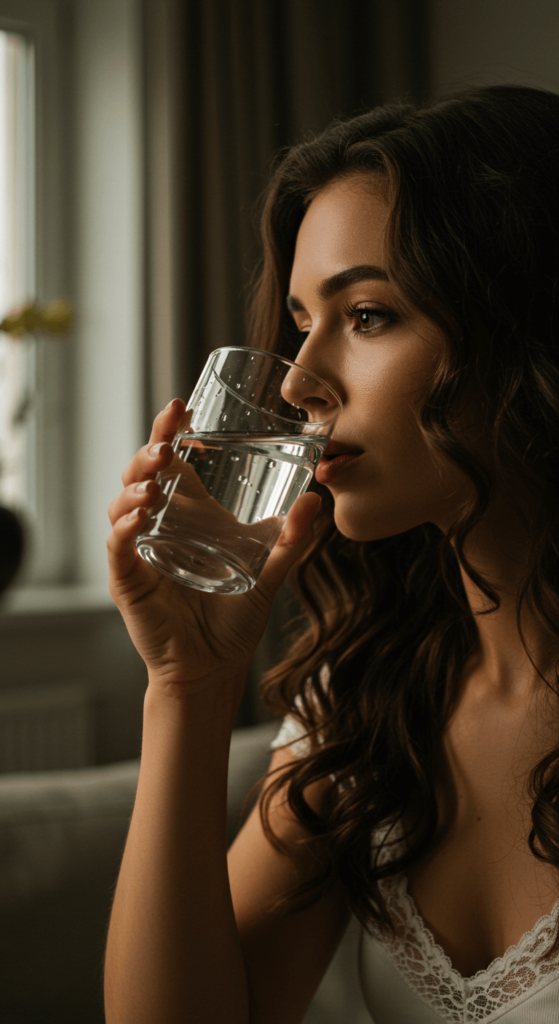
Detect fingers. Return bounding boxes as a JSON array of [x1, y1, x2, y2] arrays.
[[255, 492, 321, 600], [148, 397, 187, 447], [108, 478, 161, 527], [278, 491, 322, 548], [121, 398, 186, 488], [107, 505, 149, 585], [109, 399, 186, 588]]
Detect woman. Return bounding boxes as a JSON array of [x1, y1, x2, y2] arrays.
[[104, 86, 559, 1023]]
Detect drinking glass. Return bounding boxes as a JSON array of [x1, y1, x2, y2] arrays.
[[136, 346, 341, 594]]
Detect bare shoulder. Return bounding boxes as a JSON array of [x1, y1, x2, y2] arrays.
[[228, 745, 350, 1024]]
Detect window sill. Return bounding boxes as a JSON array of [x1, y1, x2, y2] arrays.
[[0, 584, 115, 618]]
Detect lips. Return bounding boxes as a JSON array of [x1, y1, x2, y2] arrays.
[[315, 438, 364, 485], [323, 439, 363, 459]]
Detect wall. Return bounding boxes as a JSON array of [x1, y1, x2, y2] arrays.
[[73, 0, 143, 588], [430, 0, 559, 96], [0, 596, 147, 763]]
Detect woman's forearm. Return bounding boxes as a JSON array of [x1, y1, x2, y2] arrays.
[[104, 675, 250, 1024]]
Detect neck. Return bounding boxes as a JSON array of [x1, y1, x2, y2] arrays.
[[451, 483, 557, 701]]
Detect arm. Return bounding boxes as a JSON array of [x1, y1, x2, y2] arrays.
[[105, 698, 349, 1024], [105, 677, 249, 1024], [104, 400, 340, 1024]]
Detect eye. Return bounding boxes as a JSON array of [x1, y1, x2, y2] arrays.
[[343, 303, 397, 334]]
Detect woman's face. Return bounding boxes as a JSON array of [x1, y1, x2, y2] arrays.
[[287, 175, 471, 542]]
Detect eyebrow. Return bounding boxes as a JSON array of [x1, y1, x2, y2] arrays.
[[286, 264, 390, 313]]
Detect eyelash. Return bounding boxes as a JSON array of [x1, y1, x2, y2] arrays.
[[341, 302, 398, 334], [287, 303, 397, 355]]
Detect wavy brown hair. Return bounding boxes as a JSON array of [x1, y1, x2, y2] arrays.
[[250, 86, 559, 937]]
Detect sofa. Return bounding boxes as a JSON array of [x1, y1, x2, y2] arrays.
[[0, 721, 370, 1024]]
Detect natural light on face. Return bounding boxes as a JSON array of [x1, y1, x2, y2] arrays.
[[0, 30, 34, 509]]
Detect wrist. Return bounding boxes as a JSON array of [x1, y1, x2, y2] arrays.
[[142, 680, 241, 768], [145, 666, 246, 719]]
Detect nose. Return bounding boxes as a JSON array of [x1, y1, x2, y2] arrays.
[[280, 362, 341, 423]]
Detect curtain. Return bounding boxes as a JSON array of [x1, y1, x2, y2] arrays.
[[143, 0, 430, 420], [142, 0, 430, 721]]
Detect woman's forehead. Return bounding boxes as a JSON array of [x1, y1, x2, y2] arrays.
[[290, 179, 391, 292]]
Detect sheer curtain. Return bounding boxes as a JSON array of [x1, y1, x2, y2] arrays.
[[142, 0, 430, 720]]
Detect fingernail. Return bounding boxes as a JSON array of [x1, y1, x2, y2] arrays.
[[148, 442, 165, 457], [165, 398, 179, 409], [128, 507, 142, 522], [136, 480, 150, 493]]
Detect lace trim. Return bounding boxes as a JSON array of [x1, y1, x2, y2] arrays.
[[376, 871, 559, 1023], [271, 676, 559, 1022], [269, 665, 331, 759], [270, 709, 311, 758]]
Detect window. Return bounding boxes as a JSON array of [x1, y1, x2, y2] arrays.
[[0, 30, 35, 511], [0, 0, 143, 600], [0, 0, 73, 587]]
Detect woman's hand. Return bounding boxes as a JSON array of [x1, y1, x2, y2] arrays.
[[107, 399, 321, 699]]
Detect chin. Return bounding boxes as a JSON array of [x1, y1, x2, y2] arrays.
[[332, 508, 385, 543], [331, 498, 423, 544]]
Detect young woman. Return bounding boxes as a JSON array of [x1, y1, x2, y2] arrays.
[[104, 86, 559, 1023]]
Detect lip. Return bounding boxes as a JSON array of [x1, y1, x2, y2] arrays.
[[323, 439, 363, 458], [315, 440, 364, 485]]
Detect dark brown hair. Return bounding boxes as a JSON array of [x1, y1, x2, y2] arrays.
[[250, 86, 559, 936]]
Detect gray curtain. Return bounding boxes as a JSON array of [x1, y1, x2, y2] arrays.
[[142, 0, 430, 722]]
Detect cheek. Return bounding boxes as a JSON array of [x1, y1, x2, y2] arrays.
[[345, 351, 430, 452], [329, 361, 454, 540]]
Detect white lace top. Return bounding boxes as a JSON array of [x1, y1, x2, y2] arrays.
[[271, 693, 559, 1024]]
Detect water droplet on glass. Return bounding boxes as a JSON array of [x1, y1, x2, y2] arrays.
[[222, 414, 227, 421], [246, 410, 251, 416], [250, 356, 254, 362], [268, 460, 276, 469], [251, 393, 255, 398], [255, 516, 261, 521], [256, 489, 260, 494], [236, 383, 241, 389], [231, 455, 239, 461], [267, 425, 272, 431], [217, 388, 222, 396], [208, 460, 213, 465]]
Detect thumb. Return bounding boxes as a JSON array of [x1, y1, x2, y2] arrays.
[[254, 491, 322, 600]]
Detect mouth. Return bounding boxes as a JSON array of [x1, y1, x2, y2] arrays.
[[322, 439, 364, 459], [315, 438, 364, 484]]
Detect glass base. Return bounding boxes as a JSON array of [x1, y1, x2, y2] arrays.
[[136, 536, 255, 594]]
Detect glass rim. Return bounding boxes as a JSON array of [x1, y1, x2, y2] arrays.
[[209, 346, 343, 417]]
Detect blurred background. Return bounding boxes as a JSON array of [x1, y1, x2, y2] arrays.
[[0, 1, 557, 1021], [2, 0, 558, 770]]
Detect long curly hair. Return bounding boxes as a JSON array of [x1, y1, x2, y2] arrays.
[[250, 86, 559, 937]]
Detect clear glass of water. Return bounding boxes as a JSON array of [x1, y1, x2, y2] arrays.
[[135, 347, 341, 594]]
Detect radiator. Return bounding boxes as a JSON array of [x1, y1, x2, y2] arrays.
[[0, 682, 94, 772]]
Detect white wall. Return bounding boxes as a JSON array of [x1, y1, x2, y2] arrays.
[[74, 0, 143, 587], [430, 0, 559, 97]]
